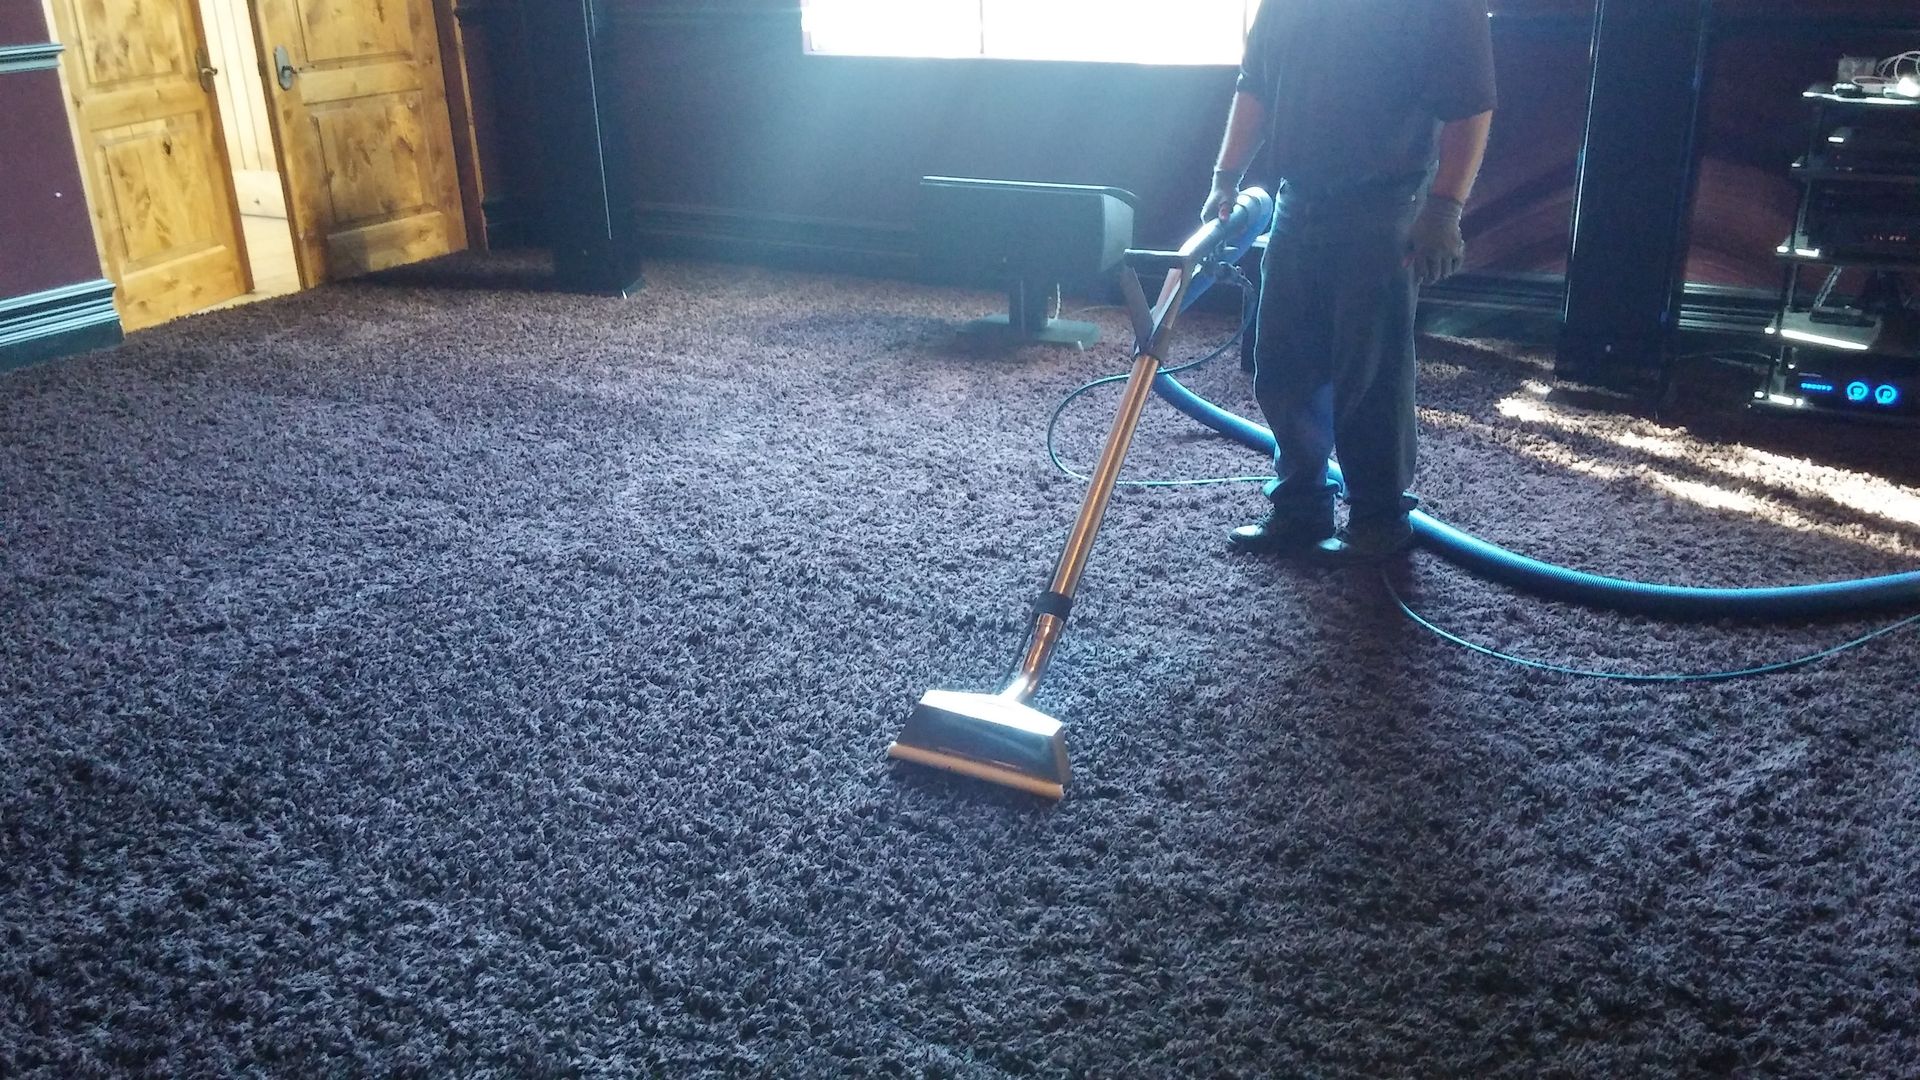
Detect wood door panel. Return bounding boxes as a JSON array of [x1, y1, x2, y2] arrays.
[[302, 61, 426, 102], [118, 243, 250, 326], [311, 95, 432, 224], [49, 0, 251, 330], [326, 212, 454, 275], [75, 80, 206, 133], [70, 0, 189, 88], [97, 116, 225, 270], [298, 0, 413, 64]]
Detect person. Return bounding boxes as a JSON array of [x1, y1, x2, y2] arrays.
[[1204, 0, 1496, 562]]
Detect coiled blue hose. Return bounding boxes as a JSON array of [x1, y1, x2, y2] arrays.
[[1158, 252, 1920, 618]]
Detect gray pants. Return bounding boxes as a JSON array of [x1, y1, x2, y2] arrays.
[[1251, 190, 1421, 524]]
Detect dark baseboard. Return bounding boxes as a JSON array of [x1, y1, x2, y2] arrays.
[[1420, 272, 1773, 347], [623, 204, 1776, 349], [1677, 282, 1778, 336], [631, 204, 918, 280], [0, 279, 123, 373]]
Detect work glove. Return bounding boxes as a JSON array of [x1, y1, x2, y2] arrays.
[[1201, 169, 1240, 223], [1406, 194, 1466, 286]]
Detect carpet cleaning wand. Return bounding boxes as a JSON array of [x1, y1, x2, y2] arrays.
[[889, 188, 1276, 799]]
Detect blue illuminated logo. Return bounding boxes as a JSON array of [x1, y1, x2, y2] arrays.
[[1847, 381, 1872, 402], [1798, 381, 1836, 394], [1876, 384, 1901, 407]]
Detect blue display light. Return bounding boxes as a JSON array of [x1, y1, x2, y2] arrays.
[[1798, 381, 1836, 394], [1847, 381, 1872, 402], [1876, 384, 1901, 407]]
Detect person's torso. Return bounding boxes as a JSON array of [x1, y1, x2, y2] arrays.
[[1249, 0, 1450, 199]]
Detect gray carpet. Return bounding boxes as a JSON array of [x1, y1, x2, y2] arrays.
[[4, 254, 1919, 1077]]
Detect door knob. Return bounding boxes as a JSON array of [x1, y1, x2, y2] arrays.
[[274, 45, 297, 91]]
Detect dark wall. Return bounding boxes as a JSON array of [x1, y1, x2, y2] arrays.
[[0, 9, 102, 300], [573, 0, 1917, 289], [610, 0, 1234, 270], [0, 5, 55, 45], [603, 1, 1597, 277]]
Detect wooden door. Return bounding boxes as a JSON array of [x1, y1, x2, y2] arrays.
[[253, 0, 468, 286], [47, 0, 252, 330]]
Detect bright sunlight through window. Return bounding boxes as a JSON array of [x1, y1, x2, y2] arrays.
[[801, 0, 1263, 65]]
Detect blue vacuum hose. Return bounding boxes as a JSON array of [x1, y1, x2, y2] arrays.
[[1155, 262, 1920, 618]]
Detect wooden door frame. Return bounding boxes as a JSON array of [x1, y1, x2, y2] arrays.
[[431, 0, 489, 252]]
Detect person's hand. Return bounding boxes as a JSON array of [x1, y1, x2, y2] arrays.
[[1406, 195, 1465, 286], [1201, 169, 1240, 223]]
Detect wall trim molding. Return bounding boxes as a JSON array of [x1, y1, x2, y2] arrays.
[[605, 7, 1579, 36], [632, 203, 918, 278], [597, 6, 1915, 42], [1421, 272, 1773, 344], [0, 42, 64, 75], [625, 206, 1775, 344], [1677, 282, 1777, 336], [0, 279, 123, 372], [1717, 15, 1920, 38], [606, 5, 794, 30]]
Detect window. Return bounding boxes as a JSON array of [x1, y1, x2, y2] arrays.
[[801, 0, 1262, 65]]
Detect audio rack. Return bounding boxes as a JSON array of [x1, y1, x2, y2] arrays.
[[1755, 84, 1920, 420]]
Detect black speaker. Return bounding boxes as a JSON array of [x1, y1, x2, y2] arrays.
[[525, 0, 644, 296], [1555, 0, 1713, 396], [918, 177, 1136, 346]]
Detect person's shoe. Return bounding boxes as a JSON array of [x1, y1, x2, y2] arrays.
[[1308, 514, 1417, 564], [1228, 505, 1336, 555]]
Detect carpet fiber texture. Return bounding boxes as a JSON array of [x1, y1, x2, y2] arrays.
[[4, 254, 1920, 1077]]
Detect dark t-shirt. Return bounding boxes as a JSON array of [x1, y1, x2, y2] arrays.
[[1236, 0, 1496, 196]]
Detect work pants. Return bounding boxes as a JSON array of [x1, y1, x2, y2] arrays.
[[1251, 191, 1421, 524]]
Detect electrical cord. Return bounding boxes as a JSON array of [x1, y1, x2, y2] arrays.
[[1383, 571, 1920, 683], [1854, 50, 1920, 94], [1046, 269, 1266, 488]]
